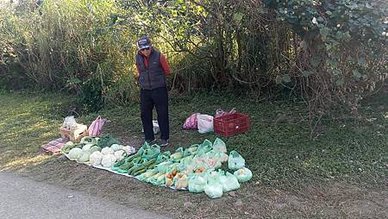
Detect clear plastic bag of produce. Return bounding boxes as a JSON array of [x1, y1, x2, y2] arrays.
[[195, 139, 213, 157], [174, 173, 189, 190], [213, 138, 227, 153], [155, 161, 173, 173], [142, 144, 160, 160], [183, 144, 199, 157], [205, 150, 228, 164], [219, 171, 240, 192], [200, 154, 222, 170], [149, 172, 165, 186], [228, 150, 245, 170], [204, 171, 223, 198], [170, 147, 184, 161], [188, 173, 207, 193], [233, 167, 253, 183]]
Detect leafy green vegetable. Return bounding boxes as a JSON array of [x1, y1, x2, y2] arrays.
[[96, 134, 120, 148]]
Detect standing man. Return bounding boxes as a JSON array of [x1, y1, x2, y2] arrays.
[[135, 36, 170, 146]]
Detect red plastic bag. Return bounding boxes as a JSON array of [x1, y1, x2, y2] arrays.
[[88, 116, 107, 137]]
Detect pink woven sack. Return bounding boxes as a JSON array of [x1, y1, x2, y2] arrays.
[[40, 137, 68, 155], [88, 116, 107, 137], [183, 113, 199, 129]]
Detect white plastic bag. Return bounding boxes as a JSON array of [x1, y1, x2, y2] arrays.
[[62, 116, 77, 130], [141, 120, 160, 134], [197, 114, 214, 134], [152, 120, 160, 134]]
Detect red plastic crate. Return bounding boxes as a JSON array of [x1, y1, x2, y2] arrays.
[[214, 113, 250, 137]]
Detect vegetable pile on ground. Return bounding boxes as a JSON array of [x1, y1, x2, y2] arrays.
[[63, 137, 252, 199], [62, 134, 136, 167]]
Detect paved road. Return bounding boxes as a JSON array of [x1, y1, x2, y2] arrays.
[[0, 172, 170, 219]]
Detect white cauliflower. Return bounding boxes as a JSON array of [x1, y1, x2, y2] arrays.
[[89, 151, 103, 166], [114, 150, 126, 161], [101, 147, 114, 155], [122, 146, 136, 155], [110, 144, 123, 151], [101, 154, 117, 168]]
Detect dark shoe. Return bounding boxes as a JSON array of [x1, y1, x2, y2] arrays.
[[160, 139, 169, 147]]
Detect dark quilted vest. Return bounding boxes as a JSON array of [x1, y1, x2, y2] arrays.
[[136, 49, 166, 90]]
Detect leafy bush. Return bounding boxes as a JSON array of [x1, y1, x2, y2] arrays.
[[263, 0, 388, 123], [0, 0, 386, 120]]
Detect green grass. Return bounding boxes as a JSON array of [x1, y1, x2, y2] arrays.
[[0, 91, 76, 166], [0, 90, 387, 190]]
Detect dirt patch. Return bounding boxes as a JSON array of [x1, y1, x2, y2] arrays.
[[9, 155, 387, 219]]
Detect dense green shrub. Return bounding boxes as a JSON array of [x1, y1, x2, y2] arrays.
[[0, 0, 386, 120], [263, 0, 387, 121]]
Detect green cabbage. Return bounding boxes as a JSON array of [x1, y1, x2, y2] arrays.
[[68, 148, 83, 160], [78, 151, 91, 163]]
